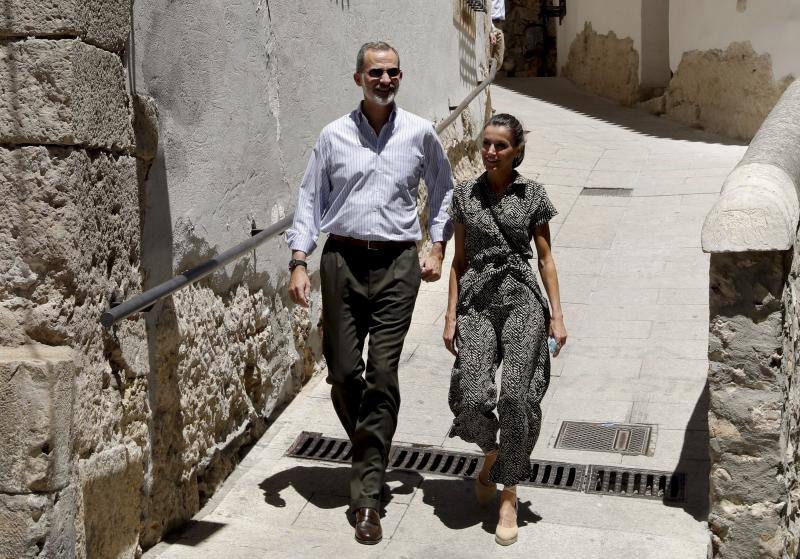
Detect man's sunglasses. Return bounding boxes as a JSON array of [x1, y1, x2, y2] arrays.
[[366, 67, 401, 78]]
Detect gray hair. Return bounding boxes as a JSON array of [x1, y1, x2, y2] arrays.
[[356, 41, 400, 73]]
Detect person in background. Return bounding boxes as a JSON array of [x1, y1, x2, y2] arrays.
[[443, 113, 567, 546], [489, 0, 506, 67], [286, 41, 454, 545]]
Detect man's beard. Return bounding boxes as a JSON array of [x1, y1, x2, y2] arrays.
[[363, 84, 398, 106]]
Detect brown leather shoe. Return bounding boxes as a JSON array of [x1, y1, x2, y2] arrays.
[[354, 507, 382, 545]]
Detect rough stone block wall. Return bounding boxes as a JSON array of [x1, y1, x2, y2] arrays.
[[662, 42, 794, 141], [780, 241, 800, 558], [0, 0, 131, 52], [0, 39, 134, 149], [562, 21, 640, 106], [0, 3, 149, 557], [139, 283, 313, 547], [707, 251, 796, 558]]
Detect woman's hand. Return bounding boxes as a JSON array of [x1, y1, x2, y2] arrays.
[[548, 315, 567, 357], [443, 314, 458, 356]]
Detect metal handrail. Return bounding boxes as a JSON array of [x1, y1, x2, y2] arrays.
[[101, 57, 498, 328], [100, 216, 293, 327], [435, 58, 497, 134]]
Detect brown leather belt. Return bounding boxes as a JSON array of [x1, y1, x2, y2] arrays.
[[329, 234, 415, 251]]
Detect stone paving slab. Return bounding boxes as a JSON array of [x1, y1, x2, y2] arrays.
[[146, 78, 748, 558]]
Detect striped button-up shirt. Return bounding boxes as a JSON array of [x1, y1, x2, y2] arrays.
[[286, 105, 455, 254]]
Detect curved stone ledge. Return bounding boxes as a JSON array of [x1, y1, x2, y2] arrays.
[[702, 163, 798, 252], [702, 80, 800, 254]]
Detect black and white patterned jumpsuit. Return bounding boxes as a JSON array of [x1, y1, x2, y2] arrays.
[[448, 171, 557, 487]]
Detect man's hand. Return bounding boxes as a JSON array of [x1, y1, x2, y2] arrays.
[[420, 242, 445, 282], [288, 251, 311, 307], [288, 266, 311, 307]]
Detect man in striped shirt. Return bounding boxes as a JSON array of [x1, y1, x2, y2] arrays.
[[286, 41, 454, 544]]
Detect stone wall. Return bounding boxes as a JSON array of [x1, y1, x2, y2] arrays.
[[557, 1, 797, 140], [707, 251, 789, 558], [556, 0, 672, 104], [561, 21, 640, 106], [498, 0, 557, 77], [0, 0, 147, 556], [659, 42, 794, 141], [703, 81, 800, 559]]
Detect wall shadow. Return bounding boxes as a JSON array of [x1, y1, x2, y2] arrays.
[[162, 520, 227, 546], [453, 0, 479, 87], [128, 16, 191, 534], [495, 77, 748, 146], [666, 381, 710, 520], [139, 141, 193, 541]]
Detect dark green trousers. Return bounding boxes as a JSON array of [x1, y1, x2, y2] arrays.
[[320, 238, 421, 511]]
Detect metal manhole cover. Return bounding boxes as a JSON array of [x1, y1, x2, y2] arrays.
[[286, 432, 585, 491], [586, 465, 686, 503], [580, 187, 633, 197], [555, 421, 652, 455]]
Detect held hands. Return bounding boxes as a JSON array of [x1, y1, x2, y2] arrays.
[[548, 315, 567, 357], [420, 242, 445, 282], [288, 266, 311, 308], [443, 314, 458, 356]]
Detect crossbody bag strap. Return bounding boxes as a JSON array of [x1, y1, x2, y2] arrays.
[[479, 188, 552, 321], [479, 188, 531, 259]]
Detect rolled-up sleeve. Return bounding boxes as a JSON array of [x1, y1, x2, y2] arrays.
[[422, 125, 455, 243], [286, 134, 330, 254]]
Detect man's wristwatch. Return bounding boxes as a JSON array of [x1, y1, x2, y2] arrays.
[[289, 258, 307, 271]]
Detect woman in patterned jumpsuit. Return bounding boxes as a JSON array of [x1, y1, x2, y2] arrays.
[[443, 113, 567, 546]]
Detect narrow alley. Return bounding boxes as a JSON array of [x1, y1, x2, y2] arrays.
[[145, 78, 747, 559]]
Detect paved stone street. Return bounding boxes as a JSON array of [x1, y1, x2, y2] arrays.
[[145, 78, 747, 559]]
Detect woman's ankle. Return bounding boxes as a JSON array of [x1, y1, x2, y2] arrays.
[[479, 450, 498, 484], [498, 486, 517, 526]]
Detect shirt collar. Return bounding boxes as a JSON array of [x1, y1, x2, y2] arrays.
[[355, 101, 399, 125], [479, 170, 524, 190]]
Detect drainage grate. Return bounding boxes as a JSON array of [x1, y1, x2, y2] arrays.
[[523, 459, 586, 491], [555, 421, 652, 455], [580, 187, 633, 197], [286, 432, 585, 491], [286, 431, 353, 464], [586, 465, 686, 503], [389, 445, 482, 478], [285, 432, 683, 501]]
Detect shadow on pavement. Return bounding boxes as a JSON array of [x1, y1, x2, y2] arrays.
[[668, 381, 710, 520], [419, 478, 542, 535], [162, 520, 227, 546], [496, 77, 747, 147], [258, 465, 421, 522], [257, 465, 541, 534]]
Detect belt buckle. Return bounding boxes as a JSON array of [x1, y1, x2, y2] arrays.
[[366, 239, 377, 250]]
